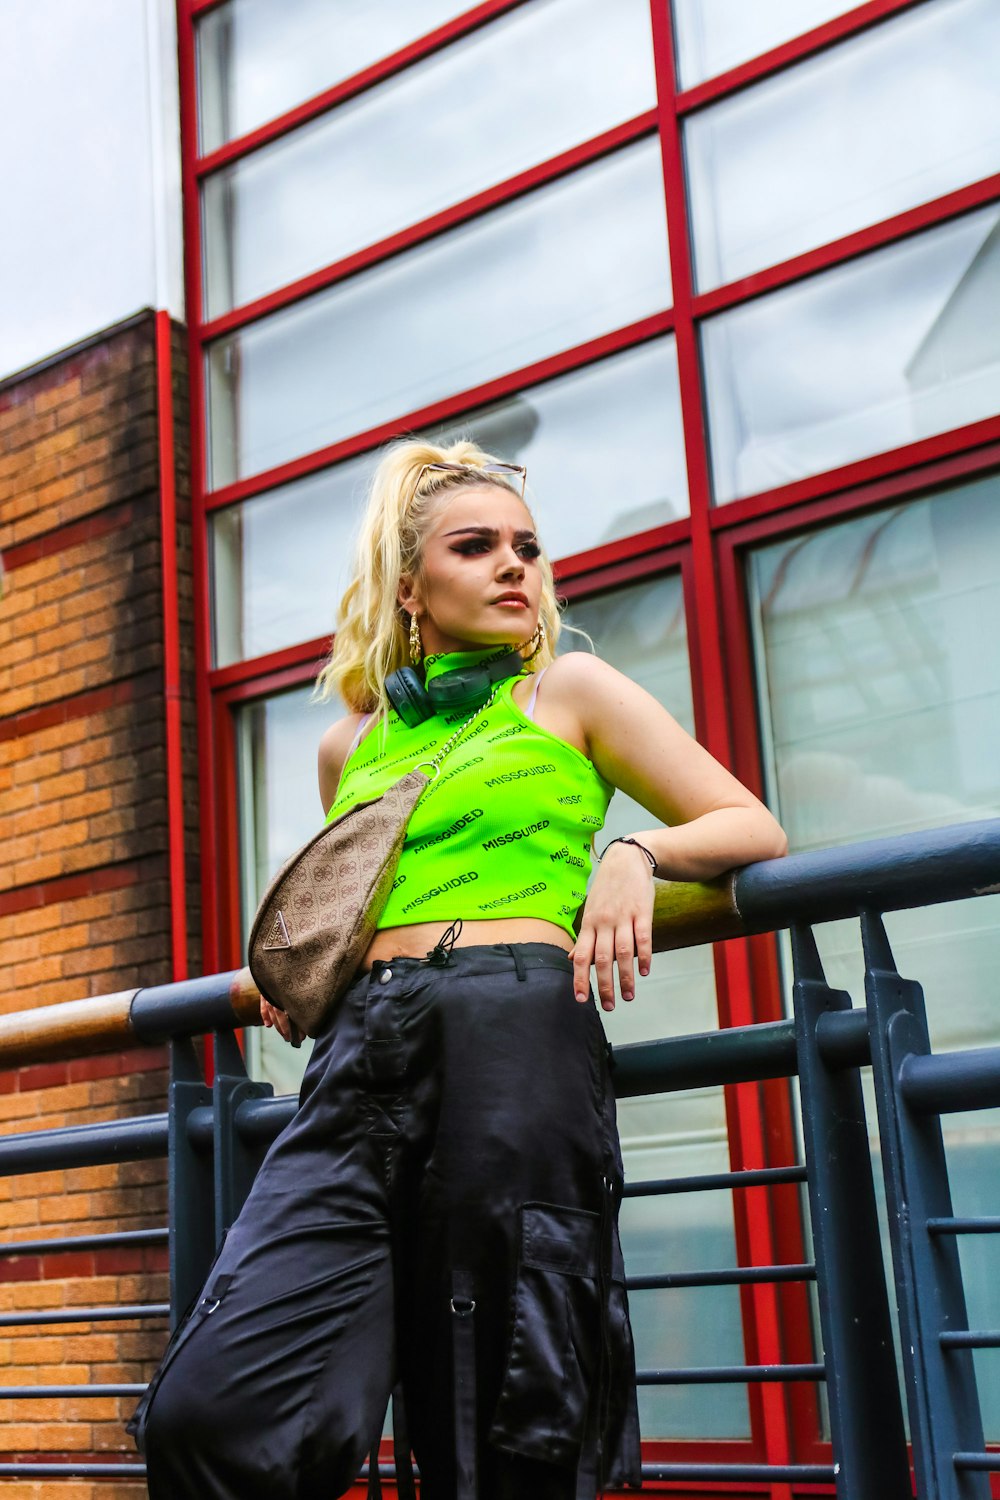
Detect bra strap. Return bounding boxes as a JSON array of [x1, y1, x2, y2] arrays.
[[524, 666, 548, 722]]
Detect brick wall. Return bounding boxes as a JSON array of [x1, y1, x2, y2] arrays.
[[0, 311, 199, 1496]]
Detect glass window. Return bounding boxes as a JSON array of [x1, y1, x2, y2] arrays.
[[211, 337, 688, 666], [197, 0, 473, 153], [203, 0, 656, 317], [686, 0, 1000, 290], [748, 482, 1000, 1435], [671, 0, 857, 89], [236, 685, 343, 1093], [703, 204, 1000, 503], [564, 575, 748, 1439], [206, 140, 671, 488]]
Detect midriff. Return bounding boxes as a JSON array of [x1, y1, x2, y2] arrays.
[[362, 915, 573, 970]]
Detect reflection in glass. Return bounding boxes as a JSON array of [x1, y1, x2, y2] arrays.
[[203, 0, 656, 316], [206, 141, 671, 487], [672, 0, 854, 88], [197, 0, 470, 153], [703, 205, 1000, 502], [748, 481, 1000, 1432], [237, 686, 343, 1093], [687, 0, 1000, 289], [564, 576, 748, 1439], [211, 338, 689, 667]]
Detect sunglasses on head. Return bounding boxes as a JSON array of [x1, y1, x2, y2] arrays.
[[416, 461, 527, 499]]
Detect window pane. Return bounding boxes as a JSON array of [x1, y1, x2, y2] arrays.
[[686, 0, 1000, 290], [197, 0, 472, 153], [703, 204, 1000, 503], [672, 0, 856, 88], [564, 575, 749, 1440], [203, 0, 656, 316], [747, 480, 1000, 1434], [211, 337, 688, 667], [207, 141, 671, 488], [236, 686, 342, 1093]]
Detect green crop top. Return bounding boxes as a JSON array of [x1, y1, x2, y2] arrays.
[[325, 648, 613, 938]]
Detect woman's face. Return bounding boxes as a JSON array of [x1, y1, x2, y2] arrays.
[[399, 483, 543, 656]]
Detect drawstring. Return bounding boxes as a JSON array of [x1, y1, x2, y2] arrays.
[[426, 917, 463, 967]]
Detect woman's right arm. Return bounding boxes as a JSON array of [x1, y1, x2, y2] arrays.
[[260, 713, 367, 1044], [317, 714, 367, 816]]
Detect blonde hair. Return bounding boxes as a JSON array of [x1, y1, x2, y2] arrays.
[[315, 438, 561, 715]]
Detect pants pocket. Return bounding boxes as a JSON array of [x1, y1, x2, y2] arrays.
[[488, 1202, 601, 1468], [126, 1264, 234, 1453]]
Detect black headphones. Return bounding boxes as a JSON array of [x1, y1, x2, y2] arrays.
[[385, 650, 524, 727]]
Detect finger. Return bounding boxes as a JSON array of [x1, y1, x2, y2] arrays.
[[615, 924, 636, 1002], [572, 928, 595, 1003], [594, 935, 616, 1012], [260, 999, 273, 1028], [635, 915, 653, 979]]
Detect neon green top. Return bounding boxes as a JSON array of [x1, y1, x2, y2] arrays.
[[325, 648, 613, 937]]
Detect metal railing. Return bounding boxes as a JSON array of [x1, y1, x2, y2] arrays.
[[1, 818, 999, 1493]]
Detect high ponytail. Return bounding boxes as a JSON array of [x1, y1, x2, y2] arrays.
[[314, 438, 561, 716]]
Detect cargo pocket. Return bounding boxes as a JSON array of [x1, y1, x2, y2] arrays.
[[488, 1202, 601, 1468], [126, 1265, 234, 1454]]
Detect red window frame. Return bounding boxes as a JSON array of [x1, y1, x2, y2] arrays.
[[175, 0, 1000, 1480]]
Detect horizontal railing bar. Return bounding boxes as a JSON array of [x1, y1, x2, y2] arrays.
[[623, 1165, 807, 1196], [0, 1304, 169, 1327], [928, 1217, 1000, 1235], [0, 1464, 147, 1477], [0, 1228, 167, 1257], [614, 1020, 798, 1096], [0, 1384, 145, 1398], [954, 1453, 1000, 1471], [940, 1331, 1000, 1349], [1, 819, 995, 1069], [642, 1462, 838, 1482], [187, 1095, 297, 1150], [0, 1115, 167, 1178], [637, 1363, 826, 1384], [901, 1048, 1000, 1115], [629, 1263, 815, 1291]]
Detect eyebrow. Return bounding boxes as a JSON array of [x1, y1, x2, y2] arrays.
[[443, 526, 537, 541]]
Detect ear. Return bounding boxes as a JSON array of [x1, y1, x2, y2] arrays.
[[397, 574, 421, 616]]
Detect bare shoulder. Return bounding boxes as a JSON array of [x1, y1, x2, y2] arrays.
[[317, 713, 368, 814], [514, 652, 632, 758]]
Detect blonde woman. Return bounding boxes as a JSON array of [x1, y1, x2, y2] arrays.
[[135, 439, 786, 1500]]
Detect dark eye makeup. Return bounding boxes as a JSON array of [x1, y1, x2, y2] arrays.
[[451, 538, 540, 559]]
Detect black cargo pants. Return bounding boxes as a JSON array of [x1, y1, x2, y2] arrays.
[[131, 942, 641, 1499]]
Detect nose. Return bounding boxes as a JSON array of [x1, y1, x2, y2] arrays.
[[496, 540, 525, 577]]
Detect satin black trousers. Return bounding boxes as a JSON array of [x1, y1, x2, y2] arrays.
[[132, 943, 641, 1499]]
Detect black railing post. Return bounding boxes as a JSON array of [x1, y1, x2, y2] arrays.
[[792, 925, 910, 1499], [168, 1036, 215, 1325], [212, 1029, 274, 1239], [863, 912, 989, 1500]]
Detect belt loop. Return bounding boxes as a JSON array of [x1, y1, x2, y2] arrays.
[[506, 943, 526, 982], [451, 1268, 478, 1500]]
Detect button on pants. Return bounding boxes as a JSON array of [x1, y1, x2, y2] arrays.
[[134, 943, 641, 1499]]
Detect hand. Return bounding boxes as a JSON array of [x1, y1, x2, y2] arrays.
[[260, 997, 299, 1046], [569, 841, 654, 1011]]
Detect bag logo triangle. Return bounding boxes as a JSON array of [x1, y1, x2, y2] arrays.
[[263, 910, 291, 950]]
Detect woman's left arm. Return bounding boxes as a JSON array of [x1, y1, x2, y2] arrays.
[[554, 654, 788, 1009]]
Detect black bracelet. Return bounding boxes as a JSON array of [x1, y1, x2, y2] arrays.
[[599, 836, 657, 871]]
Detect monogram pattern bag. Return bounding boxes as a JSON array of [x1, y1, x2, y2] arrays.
[[248, 689, 496, 1038]]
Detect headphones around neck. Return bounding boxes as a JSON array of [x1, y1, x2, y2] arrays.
[[384, 650, 523, 727]]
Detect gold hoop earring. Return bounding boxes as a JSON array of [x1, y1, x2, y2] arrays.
[[522, 621, 545, 662], [409, 613, 423, 666]]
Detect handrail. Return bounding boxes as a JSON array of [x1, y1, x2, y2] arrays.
[[1, 817, 997, 1070]]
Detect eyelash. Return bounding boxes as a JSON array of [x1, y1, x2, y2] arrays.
[[452, 539, 541, 559]]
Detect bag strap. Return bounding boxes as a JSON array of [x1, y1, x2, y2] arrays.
[[413, 682, 500, 786]]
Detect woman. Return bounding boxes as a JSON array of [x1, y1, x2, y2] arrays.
[[136, 440, 787, 1500]]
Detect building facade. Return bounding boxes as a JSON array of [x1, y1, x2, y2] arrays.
[[1, 0, 1000, 1489]]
